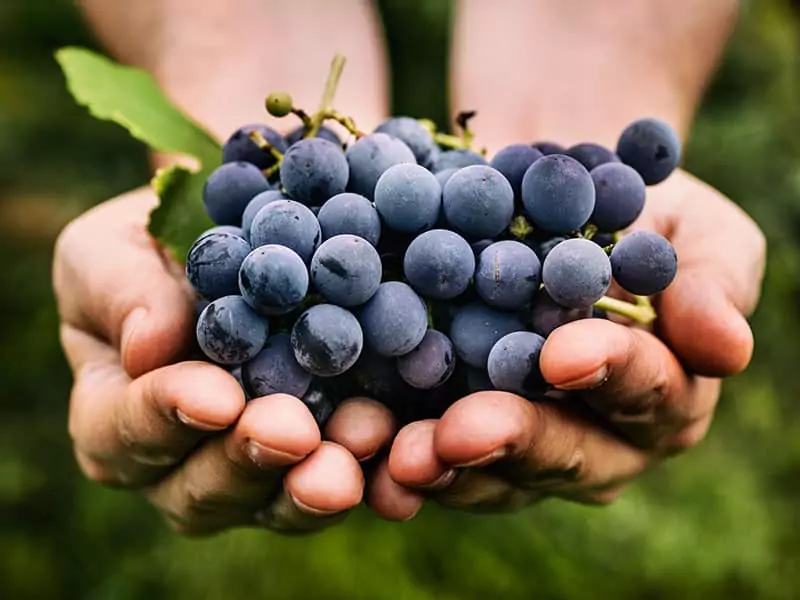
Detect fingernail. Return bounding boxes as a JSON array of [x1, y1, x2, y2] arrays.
[[419, 469, 457, 491], [120, 308, 147, 353], [291, 494, 340, 517], [401, 505, 422, 522], [175, 409, 227, 431], [454, 447, 507, 468], [554, 365, 609, 391], [245, 440, 305, 468]]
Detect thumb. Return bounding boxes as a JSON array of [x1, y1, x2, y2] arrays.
[[54, 188, 195, 378]]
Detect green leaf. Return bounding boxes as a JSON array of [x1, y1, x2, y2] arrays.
[[56, 46, 224, 262], [55, 47, 221, 167], [149, 166, 214, 262]]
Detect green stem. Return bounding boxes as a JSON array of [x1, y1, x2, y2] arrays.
[[307, 54, 347, 138], [249, 130, 284, 163], [593, 295, 656, 325], [583, 224, 598, 240], [433, 131, 469, 150], [322, 110, 364, 138], [509, 215, 534, 240]]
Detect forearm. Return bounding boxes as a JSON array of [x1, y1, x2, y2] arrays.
[[79, 0, 389, 143], [452, 0, 739, 152]]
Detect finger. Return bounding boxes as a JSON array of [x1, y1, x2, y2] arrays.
[[540, 319, 719, 450], [640, 172, 765, 376], [54, 189, 195, 377], [257, 442, 364, 534], [65, 324, 245, 487], [434, 392, 649, 501], [367, 458, 424, 522], [388, 420, 532, 512], [324, 397, 397, 461], [144, 394, 321, 535], [388, 420, 456, 491]]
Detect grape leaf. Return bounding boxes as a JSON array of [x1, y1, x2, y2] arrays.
[[55, 47, 221, 166], [149, 166, 214, 262], [56, 46, 223, 262]]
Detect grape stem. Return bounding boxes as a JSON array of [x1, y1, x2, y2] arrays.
[[321, 109, 364, 138], [307, 54, 347, 139], [248, 130, 284, 162], [594, 295, 656, 325], [509, 215, 534, 240]]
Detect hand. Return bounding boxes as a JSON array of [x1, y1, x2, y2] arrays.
[[372, 170, 766, 517], [53, 188, 397, 535]]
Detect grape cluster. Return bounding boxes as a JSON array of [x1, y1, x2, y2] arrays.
[[188, 91, 680, 428]]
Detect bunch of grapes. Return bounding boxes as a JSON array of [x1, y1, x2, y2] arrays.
[[188, 59, 680, 427]]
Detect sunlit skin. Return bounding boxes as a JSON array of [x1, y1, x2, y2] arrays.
[[53, 0, 764, 532]]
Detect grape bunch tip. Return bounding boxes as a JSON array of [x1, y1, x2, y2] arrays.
[[187, 54, 681, 426]]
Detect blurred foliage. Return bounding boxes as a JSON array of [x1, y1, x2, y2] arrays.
[[0, 0, 798, 598]]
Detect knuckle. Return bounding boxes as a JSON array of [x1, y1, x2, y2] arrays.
[[664, 419, 711, 455]]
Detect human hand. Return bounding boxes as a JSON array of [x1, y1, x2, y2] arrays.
[[53, 188, 398, 535], [371, 170, 765, 518]]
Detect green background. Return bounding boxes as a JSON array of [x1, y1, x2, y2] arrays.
[[1, 0, 799, 598]]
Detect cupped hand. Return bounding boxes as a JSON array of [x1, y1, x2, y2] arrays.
[[375, 170, 766, 518], [53, 189, 397, 535]]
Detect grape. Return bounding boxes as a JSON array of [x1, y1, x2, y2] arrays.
[[291, 304, 363, 377], [403, 229, 475, 299], [442, 165, 514, 239], [375, 116, 438, 168], [196, 295, 269, 365], [310, 235, 382, 307], [203, 162, 270, 226], [186, 232, 251, 300], [239, 245, 309, 315], [590, 163, 647, 232], [345, 133, 416, 200], [435, 167, 459, 190], [521, 154, 595, 233], [242, 333, 312, 398], [197, 225, 245, 241], [529, 290, 592, 336], [487, 331, 547, 397], [566, 143, 619, 171], [610, 230, 677, 295], [470, 239, 494, 257], [532, 141, 565, 155], [358, 282, 428, 357], [241, 190, 286, 239], [542, 238, 611, 308], [286, 125, 343, 147], [265, 92, 294, 118], [450, 303, 524, 369], [397, 330, 456, 390], [249, 199, 321, 263], [591, 232, 616, 248], [222, 124, 287, 171], [374, 163, 442, 234], [280, 138, 349, 204], [301, 381, 337, 428], [529, 234, 567, 262], [317, 192, 381, 246], [432, 149, 487, 172], [475, 241, 541, 310], [489, 144, 543, 201], [616, 118, 681, 185]]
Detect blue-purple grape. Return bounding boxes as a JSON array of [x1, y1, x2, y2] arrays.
[[450, 303, 524, 369], [249, 199, 321, 263], [310, 235, 382, 307], [317, 192, 381, 246], [186, 232, 251, 300], [610, 230, 677, 295], [291, 304, 363, 377], [475, 241, 541, 310], [397, 330, 456, 390], [443, 165, 514, 239], [616, 118, 682, 185], [345, 133, 416, 200], [196, 295, 269, 365], [521, 154, 595, 233], [590, 163, 647, 232], [487, 331, 547, 397], [280, 138, 349, 204], [542, 238, 611, 308], [203, 162, 270, 226], [403, 229, 475, 300], [239, 245, 308, 315], [242, 333, 312, 399], [222, 124, 287, 171], [374, 163, 441, 234], [358, 282, 428, 357]]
